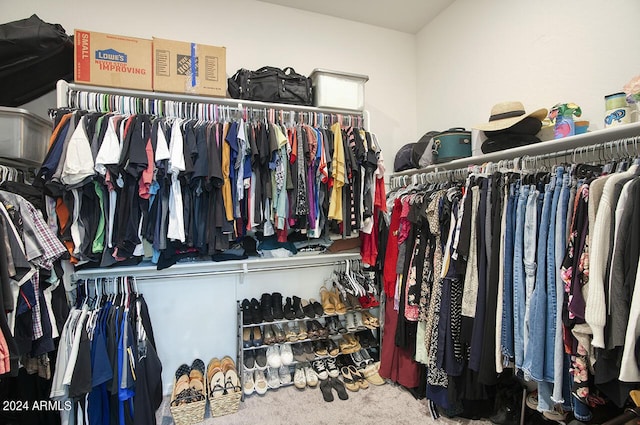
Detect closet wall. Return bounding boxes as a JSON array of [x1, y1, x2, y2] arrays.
[[0, 0, 418, 175], [416, 0, 640, 140]]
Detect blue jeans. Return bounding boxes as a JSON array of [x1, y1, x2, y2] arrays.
[[502, 181, 517, 360], [553, 172, 571, 402], [524, 182, 553, 382], [513, 183, 528, 370], [545, 168, 564, 382], [522, 185, 539, 369]]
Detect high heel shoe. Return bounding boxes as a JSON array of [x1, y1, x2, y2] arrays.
[[330, 288, 347, 315]]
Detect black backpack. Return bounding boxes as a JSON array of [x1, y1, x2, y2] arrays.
[[0, 14, 73, 106], [393, 143, 416, 172]]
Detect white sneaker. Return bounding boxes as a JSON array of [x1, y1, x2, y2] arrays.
[[293, 364, 306, 389], [304, 362, 319, 387], [280, 344, 294, 365], [266, 367, 280, 389], [279, 365, 292, 385], [266, 345, 282, 368], [254, 369, 268, 395], [243, 370, 255, 395], [312, 358, 329, 380]]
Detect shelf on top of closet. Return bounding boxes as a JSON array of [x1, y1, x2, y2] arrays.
[[392, 121, 640, 176]]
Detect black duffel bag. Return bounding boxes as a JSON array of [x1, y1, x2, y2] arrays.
[[0, 14, 73, 106], [228, 66, 313, 106]]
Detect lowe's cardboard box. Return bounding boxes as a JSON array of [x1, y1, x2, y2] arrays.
[[153, 38, 226, 97], [74, 30, 153, 91]]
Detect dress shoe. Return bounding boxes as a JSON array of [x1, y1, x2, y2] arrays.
[[243, 328, 253, 348], [253, 326, 263, 346], [271, 292, 284, 320]]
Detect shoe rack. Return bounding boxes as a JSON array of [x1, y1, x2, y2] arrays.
[[237, 292, 381, 399]]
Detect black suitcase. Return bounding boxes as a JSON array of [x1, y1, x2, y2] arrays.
[[0, 14, 73, 106]]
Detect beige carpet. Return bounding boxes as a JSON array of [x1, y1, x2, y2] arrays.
[[156, 381, 492, 425]]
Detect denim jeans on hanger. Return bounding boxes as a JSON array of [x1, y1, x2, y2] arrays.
[[523, 182, 553, 382], [522, 185, 539, 368], [545, 167, 564, 383], [512, 182, 528, 370], [553, 172, 571, 403], [501, 181, 518, 361]]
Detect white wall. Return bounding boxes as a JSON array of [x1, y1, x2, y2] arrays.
[[1, 0, 418, 173], [416, 0, 640, 142]]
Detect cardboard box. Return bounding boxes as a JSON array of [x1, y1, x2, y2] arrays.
[[74, 30, 153, 91], [153, 38, 226, 97]]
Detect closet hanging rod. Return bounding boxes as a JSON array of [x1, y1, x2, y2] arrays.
[[72, 253, 362, 280], [392, 122, 640, 177], [390, 135, 640, 189], [73, 260, 350, 282], [56, 80, 367, 117]]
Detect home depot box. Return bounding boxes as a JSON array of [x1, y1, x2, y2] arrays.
[[153, 38, 226, 97], [74, 30, 152, 91]]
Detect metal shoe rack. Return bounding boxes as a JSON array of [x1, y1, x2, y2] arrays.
[[237, 296, 381, 400]]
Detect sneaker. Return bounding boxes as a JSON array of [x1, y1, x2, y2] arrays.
[[266, 367, 280, 389], [293, 364, 307, 389], [280, 344, 294, 365], [254, 369, 268, 395], [243, 350, 255, 370], [325, 357, 340, 378], [304, 362, 319, 387], [266, 345, 282, 368], [312, 358, 329, 380], [243, 370, 255, 395], [279, 365, 292, 385], [254, 348, 267, 369]]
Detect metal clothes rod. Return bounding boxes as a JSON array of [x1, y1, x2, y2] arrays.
[[56, 81, 369, 128], [72, 252, 362, 280]]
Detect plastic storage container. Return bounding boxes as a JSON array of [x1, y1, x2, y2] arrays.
[[0, 107, 51, 165], [309, 69, 369, 111]]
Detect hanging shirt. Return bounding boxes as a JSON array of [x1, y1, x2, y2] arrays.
[[328, 122, 345, 221], [167, 119, 186, 242]]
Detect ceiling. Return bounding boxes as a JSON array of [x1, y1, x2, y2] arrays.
[[255, 0, 455, 34]]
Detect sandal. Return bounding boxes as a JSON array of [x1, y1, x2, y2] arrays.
[[348, 365, 369, 390], [224, 369, 241, 394], [206, 358, 222, 383], [361, 311, 379, 329], [340, 366, 359, 392], [272, 323, 286, 342], [309, 298, 325, 316], [330, 288, 347, 315], [319, 378, 334, 402], [209, 371, 226, 398], [330, 377, 349, 400], [297, 321, 308, 340], [319, 286, 336, 315], [346, 293, 362, 310]]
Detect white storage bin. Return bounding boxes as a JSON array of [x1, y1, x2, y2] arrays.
[[310, 69, 369, 111], [0, 107, 51, 166]]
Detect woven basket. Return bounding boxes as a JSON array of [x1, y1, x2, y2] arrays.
[[209, 391, 241, 417], [170, 377, 207, 425]]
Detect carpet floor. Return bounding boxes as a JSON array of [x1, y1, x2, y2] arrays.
[[156, 380, 492, 425]]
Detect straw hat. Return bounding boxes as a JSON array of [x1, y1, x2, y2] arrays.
[[474, 101, 547, 132]]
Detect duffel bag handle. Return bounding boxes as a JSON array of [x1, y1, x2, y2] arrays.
[[282, 67, 303, 77]]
